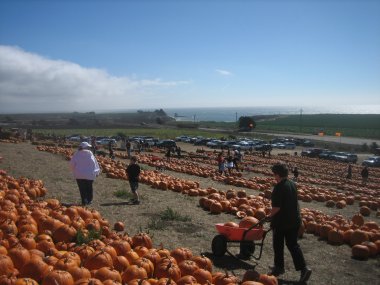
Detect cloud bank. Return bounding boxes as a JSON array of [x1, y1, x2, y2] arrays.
[[0, 45, 188, 113]]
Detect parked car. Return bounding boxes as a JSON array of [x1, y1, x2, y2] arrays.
[[362, 156, 380, 167], [232, 141, 252, 151], [346, 154, 358, 164], [301, 148, 324, 158], [330, 152, 358, 163], [284, 142, 296, 149], [97, 138, 117, 146], [318, 150, 336, 160], [206, 140, 223, 149], [156, 139, 177, 148], [194, 138, 211, 146], [255, 144, 272, 152], [302, 140, 314, 147]]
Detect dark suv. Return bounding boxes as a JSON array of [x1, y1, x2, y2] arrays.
[[301, 148, 324, 158], [156, 140, 177, 148]]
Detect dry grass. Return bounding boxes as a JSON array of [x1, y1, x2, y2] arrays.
[[0, 142, 379, 285]]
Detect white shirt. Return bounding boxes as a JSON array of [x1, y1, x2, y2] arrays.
[[69, 149, 101, 180]]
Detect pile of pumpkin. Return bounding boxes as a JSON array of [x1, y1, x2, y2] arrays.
[[0, 170, 280, 285], [301, 208, 380, 260]]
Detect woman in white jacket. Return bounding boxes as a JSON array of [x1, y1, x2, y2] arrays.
[[70, 142, 101, 205]]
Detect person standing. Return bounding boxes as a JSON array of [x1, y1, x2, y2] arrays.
[[361, 166, 369, 185], [217, 152, 225, 175], [292, 166, 299, 182], [165, 147, 171, 162], [346, 164, 352, 179], [126, 140, 132, 158], [233, 150, 242, 172], [69, 142, 101, 206], [267, 163, 311, 283], [126, 156, 141, 204]]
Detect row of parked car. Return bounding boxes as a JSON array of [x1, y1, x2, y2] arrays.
[[301, 148, 359, 163], [174, 135, 316, 152]]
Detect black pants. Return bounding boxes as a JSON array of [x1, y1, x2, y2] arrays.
[[76, 179, 93, 205], [273, 227, 306, 271]]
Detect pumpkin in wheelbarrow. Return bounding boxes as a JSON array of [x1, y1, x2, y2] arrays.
[[239, 217, 260, 229]]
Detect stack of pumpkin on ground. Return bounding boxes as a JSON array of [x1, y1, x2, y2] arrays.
[[0, 170, 278, 285]]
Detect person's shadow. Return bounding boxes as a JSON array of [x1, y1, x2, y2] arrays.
[[100, 201, 135, 206]]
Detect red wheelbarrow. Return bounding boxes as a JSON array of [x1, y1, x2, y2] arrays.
[[211, 218, 271, 260]]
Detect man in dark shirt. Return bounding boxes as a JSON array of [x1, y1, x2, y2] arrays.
[[126, 156, 141, 204], [267, 163, 311, 283]]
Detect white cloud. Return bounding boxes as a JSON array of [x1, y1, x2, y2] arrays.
[[0, 45, 188, 113], [215, 69, 232, 76]]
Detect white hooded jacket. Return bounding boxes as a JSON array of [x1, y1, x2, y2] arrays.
[[69, 149, 101, 180]]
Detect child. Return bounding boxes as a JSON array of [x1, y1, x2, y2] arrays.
[[126, 156, 141, 204]]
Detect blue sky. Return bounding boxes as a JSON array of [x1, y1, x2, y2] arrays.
[[0, 0, 379, 113]]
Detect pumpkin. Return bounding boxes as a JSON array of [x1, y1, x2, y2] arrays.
[[114, 222, 125, 232], [0, 254, 15, 275], [14, 278, 39, 285], [350, 230, 369, 246], [154, 258, 181, 281], [170, 247, 193, 263], [93, 267, 122, 282], [352, 244, 369, 260], [73, 278, 103, 285], [133, 257, 155, 277], [327, 229, 344, 245], [176, 275, 199, 285], [361, 241, 378, 257], [190, 255, 212, 272], [121, 264, 148, 283], [359, 206, 371, 217], [8, 246, 31, 271], [19, 257, 52, 283], [112, 255, 130, 272], [42, 270, 74, 285], [239, 217, 259, 229], [213, 272, 238, 285], [192, 268, 212, 285], [83, 250, 113, 271], [223, 222, 239, 228], [178, 260, 199, 276], [111, 240, 132, 256], [132, 233, 153, 249], [67, 266, 92, 282], [258, 274, 278, 285]]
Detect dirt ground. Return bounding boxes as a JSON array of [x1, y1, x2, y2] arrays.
[[0, 141, 379, 285]]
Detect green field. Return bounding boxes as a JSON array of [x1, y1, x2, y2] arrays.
[[254, 114, 380, 139]]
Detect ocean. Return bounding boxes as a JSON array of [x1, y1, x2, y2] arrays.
[[164, 105, 380, 122]]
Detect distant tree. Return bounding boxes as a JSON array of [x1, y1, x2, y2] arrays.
[[156, 117, 164, 124], [360, 143, 369, 152], [154, 109, 167, 116], [67, 118, 79, 126], [238, 116, 256, 131]]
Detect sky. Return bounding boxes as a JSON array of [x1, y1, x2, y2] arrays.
[[0, 0, 379, 113]]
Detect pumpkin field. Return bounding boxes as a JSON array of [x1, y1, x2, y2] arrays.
[[0, 139, 379, 285]]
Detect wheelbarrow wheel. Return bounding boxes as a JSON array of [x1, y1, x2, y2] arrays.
[[239, 241, 255, 260], [212, 234, 228, 257]]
